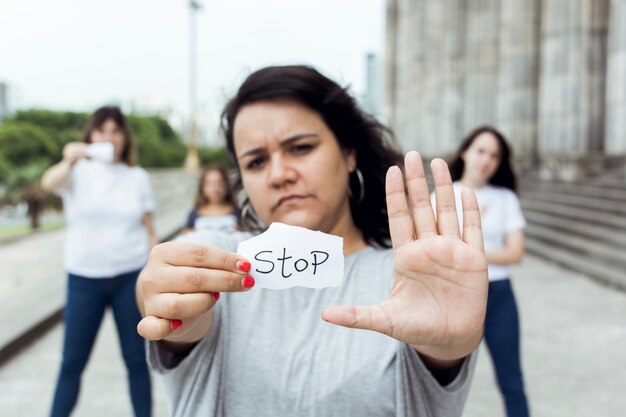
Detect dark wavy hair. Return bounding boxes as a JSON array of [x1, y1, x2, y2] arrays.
[[81, 105, 134, 165], [221, 65, 403, 247], [449, 126, 517, 192], [194, 164, 235, 209]]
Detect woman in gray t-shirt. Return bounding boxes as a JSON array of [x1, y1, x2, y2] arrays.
[[136, 66, 489, 417]]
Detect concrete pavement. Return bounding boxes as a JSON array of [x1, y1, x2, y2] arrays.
[[465, 256, 626, 416]]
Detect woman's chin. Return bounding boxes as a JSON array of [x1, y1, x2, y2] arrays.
[[270, 212, 319, 230]]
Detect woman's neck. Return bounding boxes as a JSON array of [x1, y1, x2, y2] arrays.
[[199, 201, 232, 212], [459, 175, 487, 190], [327, 203, 367, 256]]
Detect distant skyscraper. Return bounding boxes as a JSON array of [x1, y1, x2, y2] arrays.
[[362, 53, 381, 118], [0, 82, 8, 122]]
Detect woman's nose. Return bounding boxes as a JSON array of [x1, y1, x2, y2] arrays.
[[268, 155, 297, 187]]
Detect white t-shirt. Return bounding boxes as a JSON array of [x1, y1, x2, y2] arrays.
[[431, 182, 526, 281], [58, 159, 156, 278], [194, 214, 237, 233]]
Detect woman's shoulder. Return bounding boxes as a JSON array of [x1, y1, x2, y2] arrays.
[[350, 245, 393, 268], [128, 165, 150, 177], [486, 184, 519, 200], [124, 166, 153, 186]]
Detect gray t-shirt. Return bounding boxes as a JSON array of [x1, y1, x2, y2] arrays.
[[148, 230, 477, 417]]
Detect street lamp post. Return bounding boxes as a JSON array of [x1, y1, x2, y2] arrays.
[[184, 0, 202, 171]]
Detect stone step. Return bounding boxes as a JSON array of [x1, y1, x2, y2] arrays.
[[521, 199, 626, 231], [524, 210, 626, 248], [520, 190, 626, 215], [525, 224, 626, 268], [519, 178, 626, 201], [525, 236, 626, 291]]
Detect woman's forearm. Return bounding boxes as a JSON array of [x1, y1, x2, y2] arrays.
[[142, 213, 159, 247], [41, 160, 73, 192], [485, 249, 523, 265], [486, 230, 525, 265]]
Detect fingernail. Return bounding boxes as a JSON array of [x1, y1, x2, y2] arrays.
[[237, 260, 251, 273], [243, 275, 255, 288], [213, 292, 220, 302], [170, 319, 182, 330]]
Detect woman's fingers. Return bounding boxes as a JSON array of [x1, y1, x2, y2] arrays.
[[322, 304, 393, 337], [147, 265, 254, 294], [431, 158, 461, 237], [461, 187, 484, 251], [404, 151, 437, 239], [144, 292, 220, 319], [385, 166, 415, 249], [152, 241, 250, 272], [137, 315, 176, 341]]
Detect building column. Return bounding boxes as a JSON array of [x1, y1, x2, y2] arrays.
[[437, 0, 467, 154], [388, 0, 428, 154], [538, 0, 609, 178], [384, 0, 399, 131], [605, 0, 626, 155], [496, 0, 541, 164], [463, 0, 501, 133]]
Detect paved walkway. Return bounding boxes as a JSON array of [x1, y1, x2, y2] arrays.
[[1, 254, 625, 416], [465, 256, 626, 416]]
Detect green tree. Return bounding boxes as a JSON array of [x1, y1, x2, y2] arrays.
[[0, 122, 57, 166], [13, 109, 87, 161], [0, 108, 189, 232], [0, 153, 10, 183], [0, 161, 51, 229], [198, 146, 233, 168], [129, 115, 186, 167]]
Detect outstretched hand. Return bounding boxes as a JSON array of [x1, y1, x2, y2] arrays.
[[323, 151, 488, 363]]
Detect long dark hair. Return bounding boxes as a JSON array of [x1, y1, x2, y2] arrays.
[[449, 126, 517, 192], [221, 65, 403, 248], [81, 105, 134, 165], [194, 165, 234, 209]]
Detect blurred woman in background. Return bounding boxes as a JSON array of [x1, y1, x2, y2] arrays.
[[41, 105, 154, 417], [182, 165, 238, 234], [447, 126, 530, 417]]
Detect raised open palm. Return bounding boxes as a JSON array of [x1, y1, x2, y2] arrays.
[[323, 151, 488, 361]]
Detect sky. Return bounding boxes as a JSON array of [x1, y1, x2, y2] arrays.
[[0, 0, 386, 131]]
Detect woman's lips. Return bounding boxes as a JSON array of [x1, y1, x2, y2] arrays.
[[274, 195, 309, 209]]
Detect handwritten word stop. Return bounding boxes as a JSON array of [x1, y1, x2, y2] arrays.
[[236, 223, 344, 289]]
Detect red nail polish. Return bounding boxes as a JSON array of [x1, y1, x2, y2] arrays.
[[237, 260, 251, 273], [243, 275, 255, 288], [170, 319, 182, 330], [213, 292, 220, 302]]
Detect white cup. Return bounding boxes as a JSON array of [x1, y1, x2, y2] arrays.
[[86, 142, 114, 163]]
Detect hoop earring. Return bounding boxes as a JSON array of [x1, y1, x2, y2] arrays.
[[347, 168, 365, 204]]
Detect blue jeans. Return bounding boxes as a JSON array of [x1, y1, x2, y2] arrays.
[[485, 279, 530, 417], [50, 269, 151, 417]]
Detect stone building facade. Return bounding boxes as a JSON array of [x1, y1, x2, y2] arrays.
[[385, 0, 626, 179]]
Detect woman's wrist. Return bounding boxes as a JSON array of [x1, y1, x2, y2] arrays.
[[412, 330, 482, 369], [61, 157, 77, 169]]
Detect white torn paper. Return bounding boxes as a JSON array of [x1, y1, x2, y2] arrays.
[[86, 142, 114, 163], [236, 222, 344, 289]]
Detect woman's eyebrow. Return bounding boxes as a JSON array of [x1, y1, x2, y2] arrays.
[[279, 133, 319, 148], [239, 133, 319, 160]]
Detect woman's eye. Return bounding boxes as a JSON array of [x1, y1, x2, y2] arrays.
[[291, 144, 313, 155], [246, 157, 266, 170]]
